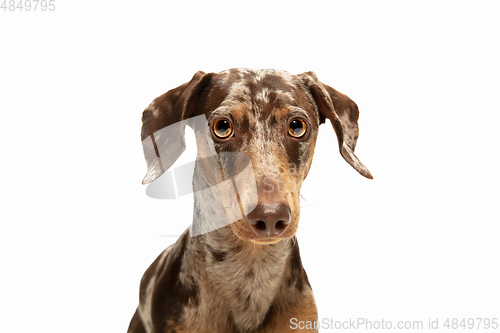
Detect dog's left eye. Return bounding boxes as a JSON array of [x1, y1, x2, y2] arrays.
[[212, 119, 233, 139], [288, 118, 307, 138]]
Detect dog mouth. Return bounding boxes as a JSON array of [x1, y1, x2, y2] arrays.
[[249, 237, 283, 245]]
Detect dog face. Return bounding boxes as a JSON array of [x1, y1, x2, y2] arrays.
[[194, 69, 320, 243], [141, 69, 372, 244]]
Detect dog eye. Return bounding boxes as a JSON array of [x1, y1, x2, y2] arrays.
[[212, 119, 233, 139], [288, 119, 307, 138]]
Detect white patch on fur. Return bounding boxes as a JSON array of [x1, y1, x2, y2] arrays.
[[275, 89, 296, 102], [220, 81, 252, 110], [146, 101, 160, 118], [255, 87, 271, 103], [251, 69, 294, 84], [253, 70, 267, 82], [138, 246, 172, 333], [138, 275, 155, 333]]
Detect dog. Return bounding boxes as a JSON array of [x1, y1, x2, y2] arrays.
[[128, 68, 372, 333]]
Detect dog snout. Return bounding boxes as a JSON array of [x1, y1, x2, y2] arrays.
[[247, 203, 291, 237]]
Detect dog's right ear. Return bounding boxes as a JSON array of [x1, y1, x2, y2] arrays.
[[141, 71, 212, 184]]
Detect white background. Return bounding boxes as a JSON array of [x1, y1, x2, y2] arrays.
[[1, 1, 499, 332]]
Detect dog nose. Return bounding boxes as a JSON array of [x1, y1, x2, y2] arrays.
[[248, 203, 291, 237]]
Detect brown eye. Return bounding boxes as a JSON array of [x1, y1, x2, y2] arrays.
[[288, 118, 307, 138], [212, 119, 233, 139]]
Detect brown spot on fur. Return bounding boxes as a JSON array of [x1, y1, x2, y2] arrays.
[[245, 269, 254, 279], [287, 239, 310, 292], [259, 302, 279, 330], [207, 244, 227, 262], [151, 232, 199, 331], [229, 104, 247, 124]]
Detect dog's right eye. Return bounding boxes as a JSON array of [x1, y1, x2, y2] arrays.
[[288, 118, 307, 138], [212, 119, 233, 139]]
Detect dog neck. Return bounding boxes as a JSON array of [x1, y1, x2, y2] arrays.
[[186, 200, 298, 331]]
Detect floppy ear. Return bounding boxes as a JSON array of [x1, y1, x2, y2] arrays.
[[141, 71, 212, 184], [300, 71, 373, 179]]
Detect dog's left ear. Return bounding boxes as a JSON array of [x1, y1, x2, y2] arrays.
[[300, 72, 373, 179]]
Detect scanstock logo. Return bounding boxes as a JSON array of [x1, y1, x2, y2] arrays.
[[141, 115, 258, 236]]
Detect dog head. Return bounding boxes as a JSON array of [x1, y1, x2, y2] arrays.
[[141, 69, 372, 244]]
